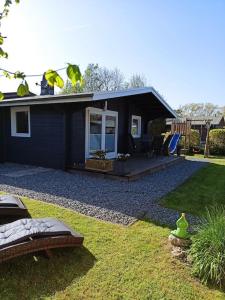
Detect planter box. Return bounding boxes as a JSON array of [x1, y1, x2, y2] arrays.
[[113, 160, 131, 175], [85, 159, 113, 172]]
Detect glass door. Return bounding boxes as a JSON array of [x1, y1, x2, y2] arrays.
[[86, 108, 118, 159], [105, 115, 117, 158], [89, 113, 102, 154]]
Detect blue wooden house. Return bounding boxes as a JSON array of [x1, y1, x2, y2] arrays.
[[0, 87, 177, 169]]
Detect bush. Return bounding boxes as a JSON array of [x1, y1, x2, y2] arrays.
[[180, 129, 200, 149], [190, 207, 225, 287], [209, 129, 225, 155]]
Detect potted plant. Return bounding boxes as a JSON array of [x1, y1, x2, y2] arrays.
[[113, 153, 131, 175], [85, 150, 113, 172]]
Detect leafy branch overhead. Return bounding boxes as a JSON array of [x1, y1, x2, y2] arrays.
[[0, 0, 82, 100], [44, 65, 82, 89]]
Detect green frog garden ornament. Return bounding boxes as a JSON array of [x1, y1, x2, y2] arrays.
[[171, 213, 190, 239]]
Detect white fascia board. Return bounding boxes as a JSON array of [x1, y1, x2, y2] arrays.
[[93, 87, 152, 101], [0, 96, 93, 107]]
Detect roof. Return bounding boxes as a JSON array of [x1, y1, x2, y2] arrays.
[[3, 92, 36, 100], [0, 87, 177, 118], [166, 115, 224, 126]]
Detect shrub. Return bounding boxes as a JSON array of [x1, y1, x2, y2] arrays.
[[190, 207, 225, 287], [180, 129, 200, 149], [148, 118, 166, 136], [209, 129, 225, 155]]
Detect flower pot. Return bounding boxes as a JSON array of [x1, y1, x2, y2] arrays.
[[85, 159, 113, 172]]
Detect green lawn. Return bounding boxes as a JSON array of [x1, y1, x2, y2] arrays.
[[162, 155, 225, 216], [0, 196, 224, 300]]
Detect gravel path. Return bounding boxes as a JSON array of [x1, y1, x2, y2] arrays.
[[0, 159, 207, 227]]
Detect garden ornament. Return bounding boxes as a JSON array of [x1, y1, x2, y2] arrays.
[[171, 213, 190, 239]]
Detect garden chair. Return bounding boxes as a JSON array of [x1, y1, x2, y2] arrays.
[[0, 217, 84, 262], [0, 194, 29, 218]]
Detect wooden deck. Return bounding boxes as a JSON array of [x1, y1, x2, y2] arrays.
[[71, 156, 184, 181]]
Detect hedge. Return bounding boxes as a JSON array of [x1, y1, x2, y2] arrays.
[[209, 129, 225, 155]]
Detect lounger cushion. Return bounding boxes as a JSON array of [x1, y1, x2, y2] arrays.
[[0, 218, 74, 249], [0, 195, 20, 207]]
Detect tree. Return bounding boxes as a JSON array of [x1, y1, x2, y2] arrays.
[[0, 1, 82, 99], [83, 64, 124, 92], [178, 103, 221, 117], [61, 63, 125, 94], [126, 74, 147, 88], [221, 106, 225, 117], [62, 64, 149, 94], [61, 80, 84, 94]]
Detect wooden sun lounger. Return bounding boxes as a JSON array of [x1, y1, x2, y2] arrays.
[[0, 195, 29, 217], [0, 218, 84, 262]]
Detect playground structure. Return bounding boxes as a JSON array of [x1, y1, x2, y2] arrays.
[[169, 118, 212, 156], [170, 119, 192, 153]]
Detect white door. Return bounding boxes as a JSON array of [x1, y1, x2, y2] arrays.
[[86, 107, 118, 159]]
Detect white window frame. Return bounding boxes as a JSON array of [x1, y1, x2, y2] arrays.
[[11, 106, 31, 137], [131, 115, 142, 138], [85, 107, 118, 159]]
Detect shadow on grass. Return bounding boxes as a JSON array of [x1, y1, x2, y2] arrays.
[[0, 246, 96, 300], [140, 216, 174, 230]]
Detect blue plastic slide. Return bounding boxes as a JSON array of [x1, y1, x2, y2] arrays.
[[168, 133, 181, 155]]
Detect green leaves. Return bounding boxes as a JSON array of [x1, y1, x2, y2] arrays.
[[0, 36, 4, 45], [3, 71, 11, 79], [0, 47, 8, 58], [0, 92, 4, 101], [13, 71, 25, 80], [66, 64, 81, 86], [45, 65, 82, 89], [17, 80, 29, 97], [45, 70, 64, 88]]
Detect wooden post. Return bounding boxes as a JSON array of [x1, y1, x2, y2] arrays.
[[204, 120, 211, 158]]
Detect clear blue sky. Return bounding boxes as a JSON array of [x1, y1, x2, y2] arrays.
[[1, 0, 225, 108]]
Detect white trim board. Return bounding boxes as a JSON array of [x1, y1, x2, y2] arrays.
[[10, 106, 31, 137]]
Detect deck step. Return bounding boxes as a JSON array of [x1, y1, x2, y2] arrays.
[[69, 156, 185, 181]]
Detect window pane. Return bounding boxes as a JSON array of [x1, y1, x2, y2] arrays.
[[105, 115, 116, 152], [90, 113, 102, 153], [132, 118, 139, 136], [16, 111, 29, 133]]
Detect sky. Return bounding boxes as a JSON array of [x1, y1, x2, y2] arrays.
[[1, 0, 225, 108]]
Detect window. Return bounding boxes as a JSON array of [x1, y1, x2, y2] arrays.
[[131, 115, 141, 138], [11, 106, 31, 137]]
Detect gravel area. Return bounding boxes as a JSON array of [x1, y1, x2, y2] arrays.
[[0, 159, 207, 227]]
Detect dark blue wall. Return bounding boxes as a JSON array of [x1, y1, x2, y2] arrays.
[[68, 103, 86, 166], [4, 105, 65, 169]]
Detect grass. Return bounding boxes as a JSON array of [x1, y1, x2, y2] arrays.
[[0, 197, 224, 299], [162, 155, 225, 216]]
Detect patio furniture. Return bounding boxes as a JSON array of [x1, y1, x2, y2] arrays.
[[141, 134, 154, 156], [152, 135, 164, 155], [0, 194, 29, 217], [128, 133, 137, 154], [0, 218, 84, 262]]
